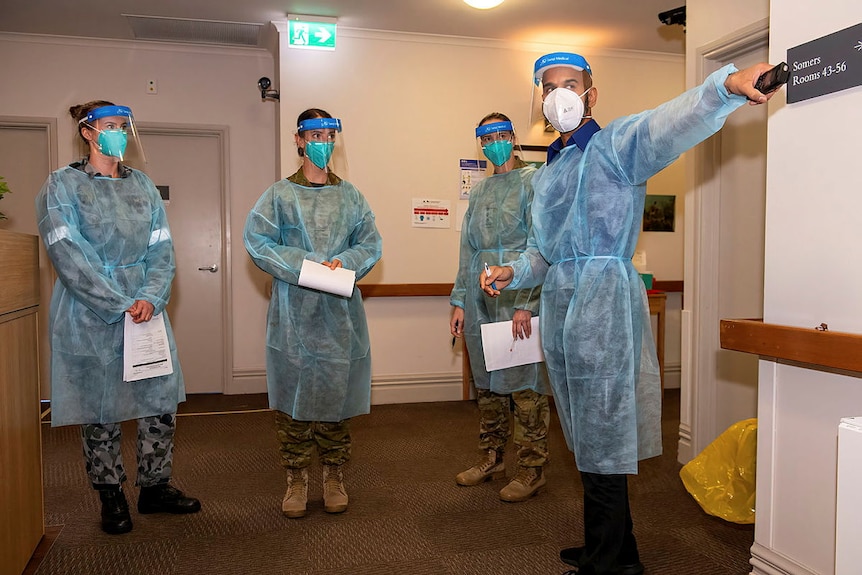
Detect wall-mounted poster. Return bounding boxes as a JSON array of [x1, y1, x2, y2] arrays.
[[459, 159, 487, 200], [643, 194, 675, 232]]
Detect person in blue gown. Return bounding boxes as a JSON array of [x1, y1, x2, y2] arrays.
[[482, 54, 781, 575], [244, 108, 382, 518], [450, 113, 551, 502], [35, 100, 200, 535]]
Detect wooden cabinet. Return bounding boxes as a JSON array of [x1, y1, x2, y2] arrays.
[[0, 229, 44, 575]]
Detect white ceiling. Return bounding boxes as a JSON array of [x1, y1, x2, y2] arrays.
[[1, 0, 686, 54]]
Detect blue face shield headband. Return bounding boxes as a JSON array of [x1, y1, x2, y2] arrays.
[[532, 52, 592, 86], [475, 121, 514, 138], [298, 117, 342, 133], [83, 105, 133, 124]]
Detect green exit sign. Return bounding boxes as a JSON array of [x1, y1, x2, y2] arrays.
[[288, 19, 337, 50]]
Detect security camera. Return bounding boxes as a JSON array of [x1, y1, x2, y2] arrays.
[[658, 5, 686, 27], [257, 77, 279, 101]]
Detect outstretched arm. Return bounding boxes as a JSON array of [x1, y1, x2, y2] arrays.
[[725, 62, 784, 105]]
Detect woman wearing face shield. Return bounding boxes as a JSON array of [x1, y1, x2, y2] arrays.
[[34, 100, 200, 536], [450, 113, 551, 502], [244, 108, 382, 519]]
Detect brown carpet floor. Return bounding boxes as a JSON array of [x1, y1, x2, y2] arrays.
[[33, 390, 754, 574]]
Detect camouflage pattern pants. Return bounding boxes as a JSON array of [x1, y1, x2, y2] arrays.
[[81, 414, 175, 489], [275, 411, 351, 469], [477, 388, 550, 467]]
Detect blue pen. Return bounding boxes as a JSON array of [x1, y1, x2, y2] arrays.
[[484, 262, 498, 290]]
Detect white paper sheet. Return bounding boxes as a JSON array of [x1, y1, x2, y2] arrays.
[[123, 313, 174, 382], [297, 259, 356, 297], [480, 316, 545, 372]]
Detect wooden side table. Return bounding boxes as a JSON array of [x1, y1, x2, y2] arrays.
[[647, 290, 667, 395]]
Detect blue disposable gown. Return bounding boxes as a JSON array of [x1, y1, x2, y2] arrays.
[[244, 171, 382, 422], [508, 65, 748, 474], [35, 163, 184, 427], [450, 161, 550, 395]]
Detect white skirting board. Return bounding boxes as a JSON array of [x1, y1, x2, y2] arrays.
[[750, 542, 818, 575], [371, 373, 463, 405], [231, 369, 464, 405]]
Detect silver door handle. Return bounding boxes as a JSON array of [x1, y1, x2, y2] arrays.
[[198, 264, 219, 273]]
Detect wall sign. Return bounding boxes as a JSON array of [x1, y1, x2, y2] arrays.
[[287, 16, 337, 50], [412, 198, 450, 229], [459, 159, 487, 200], [787, 22, 862, 103]]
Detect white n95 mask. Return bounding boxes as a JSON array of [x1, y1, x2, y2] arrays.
[[543, 87, 591, 133]]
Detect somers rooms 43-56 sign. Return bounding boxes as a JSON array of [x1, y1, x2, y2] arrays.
[[786, 22, 862, 103]]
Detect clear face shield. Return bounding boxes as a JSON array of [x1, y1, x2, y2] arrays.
[[78, 105, 146, 163], [296, 117, 349, 177], [475, 121, 522, 173], [529, 52, 594, 133]]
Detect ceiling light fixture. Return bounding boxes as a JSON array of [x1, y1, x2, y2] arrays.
[[463, 0, 505, 9]]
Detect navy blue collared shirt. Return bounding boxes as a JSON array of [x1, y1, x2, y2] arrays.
[[546, 119, 602, 165]]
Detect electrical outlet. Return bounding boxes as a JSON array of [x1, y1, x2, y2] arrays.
[[146, 79, 158, 94]]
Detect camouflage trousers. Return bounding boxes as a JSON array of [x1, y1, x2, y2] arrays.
[[81, 414, 175, 489], [275, 411, 351, 469], [476, 388, 550, 467]]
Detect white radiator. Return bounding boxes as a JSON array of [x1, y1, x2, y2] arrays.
[[836, 417, 862, 575]]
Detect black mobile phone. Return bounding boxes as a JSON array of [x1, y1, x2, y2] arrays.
[[754, 62, 790, 94]]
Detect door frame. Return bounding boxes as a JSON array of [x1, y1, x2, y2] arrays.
[[679, 20, 769, 464], [0, 117, 58, 169], [136, 123, 233, 395]]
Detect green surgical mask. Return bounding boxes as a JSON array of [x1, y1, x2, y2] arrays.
[[305, 141, 334, 169], [482, 140, 513, 167], [97, 130, 128, 159]]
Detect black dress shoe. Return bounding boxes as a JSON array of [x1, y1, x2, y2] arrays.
[[98, 487, 133, 534], [560, 546, 586, 567], [559, 546, 644, 575], [138, 484, 201, 514]]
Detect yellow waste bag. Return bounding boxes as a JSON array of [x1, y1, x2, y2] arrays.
[[679, 418, 757, 524]]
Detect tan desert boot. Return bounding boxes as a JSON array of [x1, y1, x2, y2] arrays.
[[455, 449, 505, 486], [282, 468, 308, 518], [323, 464, 348, 514]]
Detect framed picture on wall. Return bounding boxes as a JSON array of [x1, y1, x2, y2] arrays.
[[643, 194, 676, 232], [519, 144, 548, 170]]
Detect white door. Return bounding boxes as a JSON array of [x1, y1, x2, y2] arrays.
[[130, 129, 227, 394], [0, 122, 55, 399]]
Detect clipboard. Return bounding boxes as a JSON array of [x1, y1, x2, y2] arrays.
[[480, 316, 544, 372]]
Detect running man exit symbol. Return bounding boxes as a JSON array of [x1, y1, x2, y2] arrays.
[[288, 19, 337, 50]]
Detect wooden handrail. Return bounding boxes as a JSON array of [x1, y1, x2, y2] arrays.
[[358, 280, 683, 298], [720, 318, 862, 374], [359, 283, 453, 298]]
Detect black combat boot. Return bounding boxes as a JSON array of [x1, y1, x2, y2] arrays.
[[98, 486, 133, 534], [138, 483, 201, 514]]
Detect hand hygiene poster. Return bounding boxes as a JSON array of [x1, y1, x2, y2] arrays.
[[412, 198, 451, 229]]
